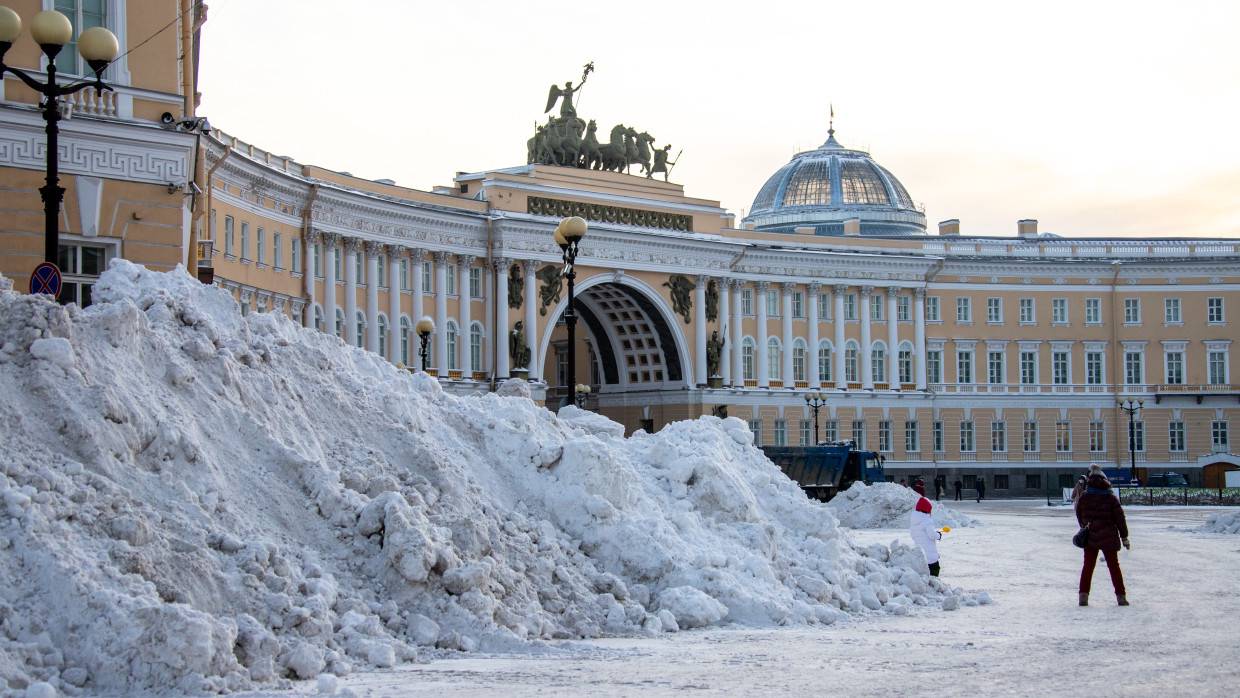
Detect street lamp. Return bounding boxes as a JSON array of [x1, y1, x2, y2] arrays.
[[555, 216, 587, 406], [1118, 398, 1143, 484], [415, 316, 434, 372], [574, 383, 590, 408], [0, 8, 119, 284], [804, 390, 827, 445]]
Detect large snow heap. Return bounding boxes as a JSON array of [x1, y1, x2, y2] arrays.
[[828, 482, 977, 529], [1199, 510, 1240, 534], [0, 262, 984, 694]]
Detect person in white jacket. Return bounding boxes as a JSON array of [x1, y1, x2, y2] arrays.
[[909, 479, 942, 577]]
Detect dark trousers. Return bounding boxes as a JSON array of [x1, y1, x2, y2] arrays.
[[954, 489, 962, 501], [1079, 547, 1126, 595]]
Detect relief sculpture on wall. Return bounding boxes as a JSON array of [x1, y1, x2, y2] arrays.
[[662, 274, 695, 324]]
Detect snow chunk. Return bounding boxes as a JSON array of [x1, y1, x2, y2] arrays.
[[828, 482, 977, 529], [657, 586, 728, 629], [1199, 510, 1240, 534], [29, 337, 74, 369]]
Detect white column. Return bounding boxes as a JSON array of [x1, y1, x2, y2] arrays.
[[834, 284, 846, 389], [781, 282, 794, 387], [915, 288, 928, 390], [887, 287, 899, 389], [410, 249, 424, 325], [719, 279, 732, 386], [694, 275, 708, 386], [388, 245, 401, 362], [322, 234, 338, 337], [808, 282, 821, 388], [861, 285, 874, 390], [344, 239, 359, 346], [484, 259, 494, 376], [495, 258, 510, 379], [524, 259, 537, 376], [756, 281, 770, 388], [459, 255, 474, 376], [303, 231, 317, 329], [433, 251, 449, 375], [731, 280, 744, 386], [365, 242, 381, 354]]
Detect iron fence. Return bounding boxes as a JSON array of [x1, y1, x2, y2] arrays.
[[1117, 487, 1240, 506]]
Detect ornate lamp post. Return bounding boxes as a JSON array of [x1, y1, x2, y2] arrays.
[[574, 383, 590, 408], [554, 216, 587, 405], [0, 8, 119, 280], [1118, 398, 1143, 484], [415, 316, 434, 372], [804, 390, 827, 445]]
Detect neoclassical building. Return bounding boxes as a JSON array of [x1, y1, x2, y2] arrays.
[[1, 1, 1237, 493]]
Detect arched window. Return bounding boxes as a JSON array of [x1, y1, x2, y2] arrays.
[[446, 320, 458, 371], [742, 337, 755, 380], [355, 312, 366, 349], [767, 337, 782, 381], [872, 342, 886, 383], [845, 341, 859, 384], [334, 308, 344, 338], [400, 316, 411, 366], [377, 315, 389, 359], [313, 304, 324, 332], [818, 341, 833, 383], [899, 342, 914, 385], [470, 322, 484, 374], [792, 339, 807, 383]]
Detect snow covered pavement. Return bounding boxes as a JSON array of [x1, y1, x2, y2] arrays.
[[311, 500, 1240, 697]]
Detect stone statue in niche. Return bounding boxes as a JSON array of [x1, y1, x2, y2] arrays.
[[705, 279, 719, 322], [509, 321, 531, 370], [508, 264, 523, 309], [537, 264, 562, 316], [662, 274, 695, 324], [706, 329, 724, 378]]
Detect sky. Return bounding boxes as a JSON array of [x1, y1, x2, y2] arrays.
[[197, 0, 1240, 238]]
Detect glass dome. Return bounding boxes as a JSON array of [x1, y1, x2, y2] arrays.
[[743, 129, 926, 236]]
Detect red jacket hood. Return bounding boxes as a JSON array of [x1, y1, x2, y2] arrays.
[[915, 497, 933, 514]]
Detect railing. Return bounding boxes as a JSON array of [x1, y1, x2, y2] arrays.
[[769, 380, 784, 388], [904, 452, 922, 461], [1022, 452, 1041, 462], [447, 370, 463, 380], [1118, 487, 1240, 506], [992, 453, 1008, 462], [959, 452, 977, 462], [1056, 452, 1074, 462], [1169, 452, 1189, 462], [471, 371, 488, 381], [61, 85, 117, 118]]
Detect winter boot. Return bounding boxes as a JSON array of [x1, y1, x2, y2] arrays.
[[1117, 595, 1129, 606], [928, 562, 940, 577], [1079, 593, 1088, 606]]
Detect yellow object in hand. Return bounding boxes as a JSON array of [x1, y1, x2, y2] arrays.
[[939, 526, 952, 534]]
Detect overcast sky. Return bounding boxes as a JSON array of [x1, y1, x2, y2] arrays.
[[197, 0, 1240, 238]]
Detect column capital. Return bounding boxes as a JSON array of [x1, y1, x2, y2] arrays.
[[834, 283, 848, 295], [320, 232, 340, 247], [304, 229, 322, 244], [781, 281, 796, 294], [522, 258, 539, 274], [808, 281, 822, 294], [696, 274, 709, 286], [861, 285, 875, 297], [887, 286, 900, 298], [459, 254, 477, 267], [493, 257, 511, 273], [432, 250, 450, 264], [726, 278, 743, 290], [342, 237, 362, 254], [914, 287, 927, 298], [364, 240, 385, 257], [757, 280, 771, 293]]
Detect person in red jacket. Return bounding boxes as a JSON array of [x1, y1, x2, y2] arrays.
[[1075, 469, 1130, 606], [909, 479, 942, 577]]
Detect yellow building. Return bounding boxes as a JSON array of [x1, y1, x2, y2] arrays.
[[1, 1, 1237, 493]]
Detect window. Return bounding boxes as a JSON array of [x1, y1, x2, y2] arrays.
[[741, 338, 755, 380], [991, 421, 1007, 452], [1052, 351, 1070, 385], [870, 294, 884, 321], [1207, 297, 1225, 324], [1085, 298, 1101, 325], [1165, 298, 1181, 324], [817, 292, 830, 320], [355, 312, 365, 349], [878, 421, 892, 452], [799, 420, 811, 446], [240, 223, 250, 261], [53, 0, 107, 76], [1055, 421, 1071, 453], [1090, 421, 1106, 453], [400, 317, 411, 365], [994, 474, 1010, 490], [224, 216, 235, 256], [313, 305, 324, 332], [767, 338, 782, 380], [446, 322, 458, 370], [845, 344, 859, 383], [749, 420, 761, 444], [960, 421, 975, 452], [956, 297, 972, 323], [742, 288, 754, 316], [1052, 298, 1068, 325], [898, 296, 911, 322], [1026, 473, 1042, 490], [1019, 298, 1034, 324], [933, 421, 944, 452], [766, 289, 779, 317], [470, 267, 482, 299], [400, 259, 410, 291], [422, 261, 432, 293], [256, 228, 265, 265], [1208, 350, 1228, 385], [986, 297, 1002, 324], [905, 421, 919, 452], [334, 309, 344, 338], [1023, 421, 1039, 452], [845, 294, 857, 321], [774, 420, 788, 446], [1020, 350, 1037, 385], [1169, 421, 1186, 452], [871, 344, 886, 383], [470, 323, 483, 372], [988, 351, 1004, 385], [823, 420, 838, 443], [377, 316, 388, 359], [1131, 421, 1145, 452], [287, 236, 297, 272], [956, 349, 973, 384], [273, 232, 283, 268], [818, 342, 833, 383], [792, 292, 804, 318], [56, 243, 109, 307], [1086, 351, 1104, 386], [1124, 298, 1140, 325], [335, 248, 343, 279], [926, 296, 940, 322], [1124, 351, 1144, 386], [313, 243, 322, 278], [1165, 351, 1184, 385], [852, 420, 866, 449], [792, 341, 807, 382], [927, 350, 942, 384], [446, 265, 456, 295], [898, 348, 913, 384], [1213, 420, 1230, 451]]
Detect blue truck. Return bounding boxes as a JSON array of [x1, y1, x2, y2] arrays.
[[760, 442, 886, 501]]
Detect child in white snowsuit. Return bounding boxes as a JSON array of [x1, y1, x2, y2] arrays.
[[909, 480, 942, 576]]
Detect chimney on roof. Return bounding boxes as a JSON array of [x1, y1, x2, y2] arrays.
[[1018, 219, 1038, 239], [938, 219, 960, 236], [843, 218, 861, 236]]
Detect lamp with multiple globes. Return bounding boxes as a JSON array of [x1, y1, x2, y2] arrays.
[[574, 383, 591, 408], [1118, 398, 1144, 484], [804, 390, 827, 445], [554, 216, 587, 406], [415, 316, 435, 372]]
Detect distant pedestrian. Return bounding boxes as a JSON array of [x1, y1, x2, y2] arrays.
[[935, 479, 943, 501], [953, 479, 963, 501], [909, 479, 942, 577], [976, 477, 986, 502], [1076, 468, 1130, 607], [899, 478, 908, 487]]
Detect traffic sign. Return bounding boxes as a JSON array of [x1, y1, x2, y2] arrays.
[[29, 262, 62, 298]]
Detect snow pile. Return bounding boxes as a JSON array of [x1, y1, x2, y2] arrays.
[[828, 483, 977, 529], [0, 261, 985, 695], [1198, 510, 1240, 534]]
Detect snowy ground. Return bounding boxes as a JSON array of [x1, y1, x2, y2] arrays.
[[268, 500, 1240, 697]]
